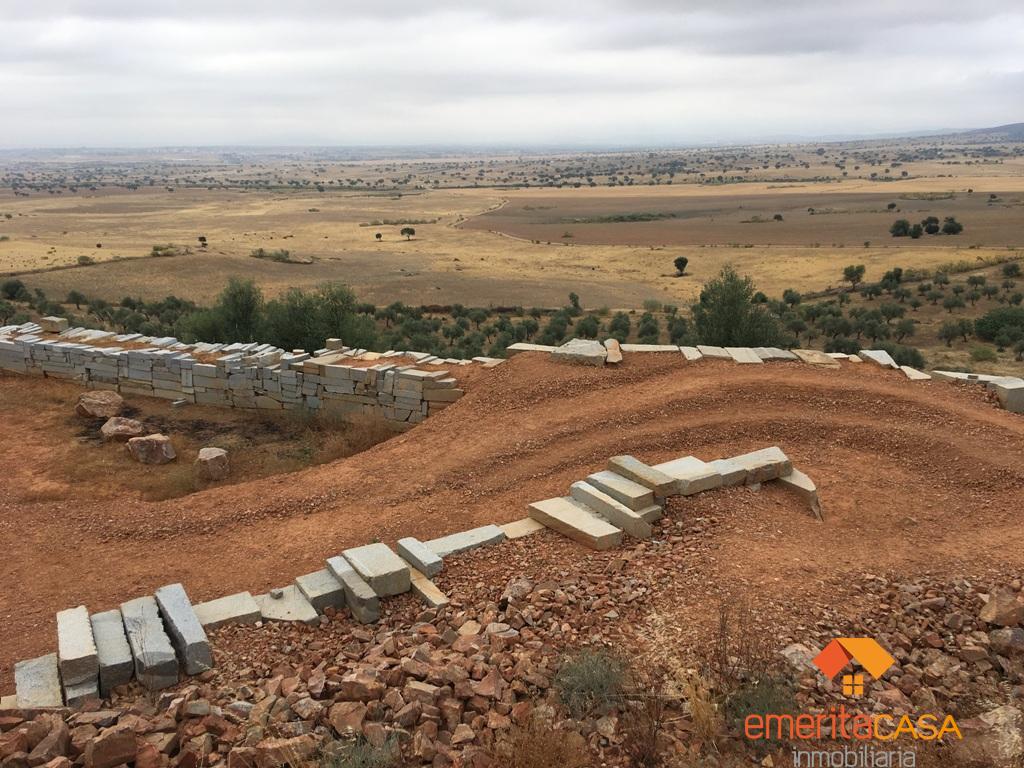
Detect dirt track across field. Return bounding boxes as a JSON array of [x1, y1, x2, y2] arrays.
[[2, 353, 1024, 690]]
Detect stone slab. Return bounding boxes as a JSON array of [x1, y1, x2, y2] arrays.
[[254, 586, 319, 626], [409, 568, 450, 609], [900, 366, 931, 381], [858, 349, 899, 369], [569, 481, 652, 539], [397, 537, 443, 578], [730, 447, 793, 484], [528, 497, 623, 551], [154, 583, 213, 676], [725, 347, 763, 364], [505, 343, 557, 356], [777, 468, 823, 521], [56, 605, 98, 687], [652, 456, 724, 495], [754, 347, 799, 361], [15, 654, 63, 708], [120, 596, 178, 690], [551, 338, 606, 366], [500, 517, 546, 539], [193, 592, 261, 629], [707, 458, 749, 487], [619, 344, 680, 353], [90, 609, 134, 696], [696, 345, 731, 359], [992, 378, 1024, 414], [295, 569, 346, 612], [792, 349, 840, 368], [326, 556, 381, 624], [585, 470, 655, 511], [341, 543, 411, 597], [679, 346, 703, 361], [426, 525, 506, 558], [607, 455, 678, 496]]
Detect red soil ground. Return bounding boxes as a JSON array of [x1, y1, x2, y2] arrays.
[[2, 353, 1023, 690]]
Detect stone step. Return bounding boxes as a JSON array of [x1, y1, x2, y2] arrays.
[[193, 592, 262, 629], [859, 349, 898, 369], [342, 543, 411, 597], [56, 605, 98, 689], [696, 345, 731, 359], [652, 456, 723, 495], [900, 365, 931, 381], [425, 525, 506, 558], [295, 569, 346, 613], [607, 456, 678, 496], [569, 481, 652, 539], [499, 518, 546, 539], [90, 609, 134, 697], [154, 583, 213, 676], [119, 596, 178, 691], [254, 585, 319, 625], [15, 654, 63, 708], [326, 556, 381, 624], [528, 497, 623, 551], [728, 447, 792, 484], [409, 568, 450, 609], [585, 470, 656, 512], [777, 468, 823, 520], [397, 537, 443, 578]]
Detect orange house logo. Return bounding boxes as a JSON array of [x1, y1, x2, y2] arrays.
[[812, 638, 895, 697]]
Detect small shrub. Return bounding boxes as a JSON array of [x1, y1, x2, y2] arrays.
[[555, 648, 625, 718], [970, 345, 998, 363], [320, 737, 400, 768], [77, 255, 95, 266], [493, 716, 588, 768]]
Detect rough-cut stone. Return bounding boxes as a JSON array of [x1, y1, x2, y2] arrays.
[[14, 655, 62, 708], [679, 346, 703, 361], [154, 583, 212, 675], [425, 525, 506, 557], [725, 347, 763, 364], [194, 447, 229, 480], [119, 596, 178, 690], [294, 569, 345, 612], [341, 543, 411, 597], [569, 481, 652, 539], [499, 518, 545, 539], [83, 727, 137, 768], [63, 680, 99, 707], [585, 470, 656, 512], [607, 455, 677, 496], [40, 316, 69, 333], [859, 349, 899, 369], [900, 366, 932, 381], [76, 391, 124, 419], [56, 605, 98, 688], [551, 338, 606, 366], [326, 556, 380, 624], [90, 610, 133, 696], [409, 569, 450, 609], [528, 497, 623, 550], [980, 589, 1024, 627], [777, 468, 822, 520], [792, 349, 840, 367], [603, 338, 623, 364], [193, 592, 262, 629], [397, 538, 443, 578], [254, 586, 319, 625], [652, 456, 723, 495], [99, 417, 147, 442], [126, 434, 176, 465]]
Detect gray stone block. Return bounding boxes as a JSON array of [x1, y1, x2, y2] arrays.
[[652, 456, 723, 495], [725, 347, 763, 364], [120, 596, 178, 690], [569, 481, 652, 539], [607, 455, 678, 496], [992, 378, 1024, 414], [15, 654, 63, 708], [528, 497, 623, 551], [154, 583, 213, 675], [397, 537, 443, 578], [341, 543, 411, 597], [56, 605, 98, 687], [696, 345, 731, 359], [425, 524, 506, 558], [707, 458, 748, 487], [730, 447, 792, 483], [295, 569, 346, 612], [64, 679, 99, 707], [858, 349, 899, 369], [551, 338, 607, 366], [679, 346, 703, 361], [326, 556, 381, 624], [90, 609, 134, 696], [585, 470, 655, 511], [193, 592, 261, 629], [254, 586, 319, 625]]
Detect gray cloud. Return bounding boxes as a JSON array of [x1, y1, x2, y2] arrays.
[[0, 0, 1021, 147]]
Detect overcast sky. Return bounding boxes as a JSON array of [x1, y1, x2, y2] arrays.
[[1, 0, 1022, 149]]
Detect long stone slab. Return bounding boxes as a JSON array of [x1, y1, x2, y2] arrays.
[[679, 346, 703, 361], [409, 568, 450, 609], [15, 654, 63, 708], [607, 456, 678, 496], [90, 610, 134, 696], [754, 347, 799, 361], [992, 378, 1024, 414], [56, 605, 98, 687], [295, 569, 346, 612], [725, 347, 763, 364], [619, 344, 679, 353], [707, 458, 749, 487], [326, 556, 381, 624], [900, 365, 931, 381], [652, 456, 723, 496], [528, 497, 623, 551], [193, 592, 262, 629], [792, 349, 840, 368], [120, 596, 179, 690], [777, 468, 823, 521], [426, 525, 506, 558], [341, 543, 411, 597], [254, 586, 319, 625], [506, 342, 557, 355], [585, 470, 656, 512], [696, 345, 731, 359], [499, 517, 546, 539], [730, 447, 793, 484], [858, 349, 898, 369], [570, 481, 652, 539], [154, 583, 213, 675], [397, 537, 443, 578]]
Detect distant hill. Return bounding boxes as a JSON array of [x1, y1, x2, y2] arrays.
[[948, 123, 1024, 142]]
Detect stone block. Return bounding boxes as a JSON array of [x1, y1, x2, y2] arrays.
[[341, 543, 411, 597], [64, 679, 99, 707], [397, 537, 443, 578], [90, 609, 133, 696], [607, 455, 678, 496], [696, 345, 731, 359], [992, 378, 1024, 414], [40, 316, 70, 333], [707, 458, 749, 487], [551, 338, 606, 366], [725, 347, 763, 364], [652, 456, 723, 495], [254, 586, 319, 625], [294, 569, 346, 612], [777, 468, 823, 520], [505, 343, 557, 355], [569, 481, 652, 539], [858, 349, 899, 369], [154, 583, 213, 675], [326, 556, 380, 624], [679, 346, 703, 361], [730, 447, 792, 483], [619, 344, 679, 352], [14, 654, 62, 708], [56, 605, 98, 687], [193, 592, 261, 629], [126, 434, 176, 465], [194, 447, 229, 480], [792, 349, 840, 367], [528, 497, 623, 551], [603, 338, 623, 364], [499, 518, 546, 539], [425, 525, 506, 558], [585, 470, 656, 511], [120, 596, 178, 690], [409, 569, 450, 609], [900, 366, 931, 381]]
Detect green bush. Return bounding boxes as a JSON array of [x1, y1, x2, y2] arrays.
[[876, 341, 926, 369], [693, 266, 782, 346], [970, 345, 998, 363], [321, 737, 399, 768], [555, 649, 625, 719], [975, 306, 1024, 342]]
